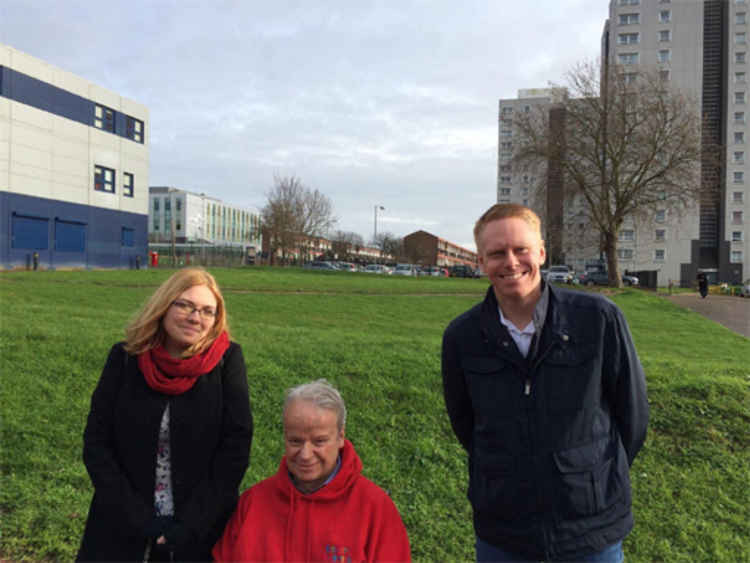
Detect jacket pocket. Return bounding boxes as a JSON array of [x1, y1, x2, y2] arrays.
[[552, 437, 622, 518], [462, 356, 520, 418], [472, 454, 533, 520], [542, 344, 598, 413]]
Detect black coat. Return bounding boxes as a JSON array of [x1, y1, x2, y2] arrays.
[[442, 285, 649, 560], [77, 342, 253, 562]]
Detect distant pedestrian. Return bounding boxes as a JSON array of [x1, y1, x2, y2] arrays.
[[668, 278, 674, 295], [698, 272, 708, 299]]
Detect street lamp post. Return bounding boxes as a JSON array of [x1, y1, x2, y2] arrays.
[[374, 205, 385, 241]]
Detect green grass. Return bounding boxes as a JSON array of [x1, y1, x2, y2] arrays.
[[1, 269, 748, 562]]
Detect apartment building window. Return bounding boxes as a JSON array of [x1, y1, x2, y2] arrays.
[[736, 131, 746, 143], [126, 116, 144, 143], [734, 171, 745, 183], [654, 249, 665, 261], [737, 72, 747, 83], [94, 104, 115, 132], [176, 198, 182, 212], [523, 199, 529, 206], [153, 217, 160, 232], [736, 91, 747, 104], [501, 129, 512, 137], [619, 0, 639, 5], [501, 142, 513, 150], [618, 32, 640, 45], [153, 198, 159, 212], [731, 250, 744, 263], [619, 229, 635, 241], [658, 49, 671, 63], [94, 165, 115, 193], [659, 10, 671, 22], [655, 209, 666, 222], [619, 13, 640, 25], [733, 211, 744, 224], [737, 32, 747, 44], [660, 70, 671, 81], [499, 164, 511, 172], [655, 229, 666, 241], [736, 111, 746, 123], [732, 231, 743, 241], [500, 188, 511, 196], [623, 72, 638, 84], [734, 191, 745, 203], [500, 175, 512, 184], [735, 151, 745, 163], [618, 52, 640, 65], [123, 172, 134, 197], [618, 248, 634, 260], [521, 186, 529, 196], [737, 52, 747, 64], [499, 199, 511, 204], [659, 0, 670, 3], [738, 12, 747, 24], [658, 29, 671, 42]]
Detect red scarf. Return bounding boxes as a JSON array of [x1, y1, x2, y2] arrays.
[[138, 331, 230, 395]]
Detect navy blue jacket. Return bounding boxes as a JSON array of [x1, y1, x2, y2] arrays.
[[442, 284, 648, 560]]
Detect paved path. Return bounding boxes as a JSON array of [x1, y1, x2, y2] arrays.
[[665, 293, 750, 339]]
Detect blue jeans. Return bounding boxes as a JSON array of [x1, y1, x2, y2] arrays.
[[475, 536, 624, 562]]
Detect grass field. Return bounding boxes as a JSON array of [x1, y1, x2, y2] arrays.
[[1, 267, 748, 562]]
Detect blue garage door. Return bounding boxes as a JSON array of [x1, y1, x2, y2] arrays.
[[11, 214, 49, 249], [55, 219, 86, 252]]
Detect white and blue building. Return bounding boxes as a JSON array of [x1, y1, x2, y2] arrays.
[[0, 44, 149, 269]]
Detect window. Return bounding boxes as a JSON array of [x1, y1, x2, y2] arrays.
[[153, 217, 160, 231], [153, 198, 159, 211], [736, 111, 746, 124], [501, 107, 513, 116], [618, 248, 634, 260], [121, 227, 135, 247], [655, 209, 666, 222], [500, 175, 511, 184], [619, 0, 639, 4], [619, 229, 635, 241], [500, 188, 511, 196], [736, 131, 746, 144], [734, 171, 745, 183], [11, 214, 48, 249], [734, 191, 745, 203], [735, 151, 745, 163], [731, 250, 743, 263], [737, 52, 747, 64], [176, 198, 182, 212], [738, 12, 747, 24], [732, 231, 743, 241], [658, 29, 671, 42], [55, 220, 86, 252], [523, 105, 530, 113], [737, 32, 747, 44], [737, 72, 747, 83], [659, 69, 671, 81], [165, 199, 171, 211], [658, 49, 671, 63], [736, 91, 747, 104], [94, 165, 115, 193], [659, 10, 671, 22], [501, 129, 512, 137], [125, 116, 144, 143], [123, 172, 134, 197], [499, 164, 511, 172], [521, 186, 529, 196], [623, 72, 638, 84], [619, 13, 640, 25], [501, 142, 513, 150], [94, 104, 115, 132], [733, 211, 744, 224], [499, 198, 511, 204], [618, 32, 640, 45], [654, 249, 665, 261], [655, 229, 666, 241], [522, 199, 529, 206], [618, 52, 640, 65]]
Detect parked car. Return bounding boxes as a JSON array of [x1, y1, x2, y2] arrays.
[[393, 263, 417, 276], [740, 279, 750, 297], [305, 261, 338, 271], [622, 273, 639, 286], [421, 266, 446, 277], [546, 265, 574, 284], [450, 264, 479, 278], [578, 270, 639, 287], [337, 262, 357, 272], [364, 264, 391, 274]]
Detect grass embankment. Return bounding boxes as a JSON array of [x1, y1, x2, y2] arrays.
[[1, 268, 748, 562]]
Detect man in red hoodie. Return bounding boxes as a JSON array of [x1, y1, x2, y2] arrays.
[[213, 379, 411, 562]]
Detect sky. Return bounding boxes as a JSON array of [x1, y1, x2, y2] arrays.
[[1, 0, 609, 251]]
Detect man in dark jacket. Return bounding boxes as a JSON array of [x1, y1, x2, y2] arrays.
[[442, 204, 648, 562]]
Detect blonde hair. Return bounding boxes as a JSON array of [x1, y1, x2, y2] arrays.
[[473, 203, 543, 252], [124, 268, 229, 357]]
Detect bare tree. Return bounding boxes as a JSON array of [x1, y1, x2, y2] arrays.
[[513, 61, 707, 286], [330, 230, 364, 260], [371, 232, 402, 261], [261, 175, 336, 264]]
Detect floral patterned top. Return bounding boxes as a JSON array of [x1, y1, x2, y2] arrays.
[[154, 404, 175, 516]]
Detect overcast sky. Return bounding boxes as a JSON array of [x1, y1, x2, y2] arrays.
[[1, 0, 609, 250]]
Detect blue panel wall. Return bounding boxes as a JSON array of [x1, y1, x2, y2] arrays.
[[0, 192, 147, 269]]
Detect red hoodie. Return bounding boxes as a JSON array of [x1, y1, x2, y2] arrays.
[[213, 439, 411, 562]]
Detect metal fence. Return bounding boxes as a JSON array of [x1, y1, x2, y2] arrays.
[[147, 244, 255, 268]]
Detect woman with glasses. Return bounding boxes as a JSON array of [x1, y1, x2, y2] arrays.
[[77, 268, 252, 562]]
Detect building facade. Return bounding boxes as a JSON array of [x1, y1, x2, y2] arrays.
[[148, 186, 261, 252], [0, 44, 149, 269], [403, 230, 478, 267]]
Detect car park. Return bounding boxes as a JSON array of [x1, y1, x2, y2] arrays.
[[393, 263, 417, 276], [305, 261, 338, 270], [578, 270, 640, 287], [450, 264, 479, 278], [364, 264, 391, 274], [337, 262, 357, 272]]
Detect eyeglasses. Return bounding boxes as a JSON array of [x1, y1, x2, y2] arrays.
[[171, 299, 217, 320]]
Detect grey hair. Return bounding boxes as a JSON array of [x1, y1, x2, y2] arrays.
[[284, 379, 347, 431]]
